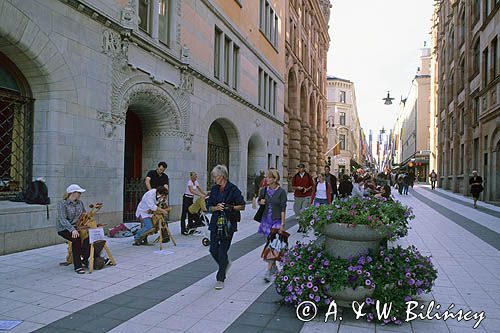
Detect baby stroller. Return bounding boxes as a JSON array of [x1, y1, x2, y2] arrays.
[[188, 197, 211, 246]]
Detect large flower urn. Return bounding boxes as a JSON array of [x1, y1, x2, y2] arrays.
[[328, 286, 375, 308], [323, 223, 391, 259]]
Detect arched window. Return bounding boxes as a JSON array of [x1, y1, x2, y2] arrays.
[[0, 52, 33, 199]]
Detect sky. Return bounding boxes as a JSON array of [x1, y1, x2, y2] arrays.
[[327, 0, 434, 137]]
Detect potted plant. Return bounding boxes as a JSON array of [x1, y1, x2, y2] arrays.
[[298, 197, 414, 259]]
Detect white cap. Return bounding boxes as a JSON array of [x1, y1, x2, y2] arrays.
[[66, 184, 86, 193]]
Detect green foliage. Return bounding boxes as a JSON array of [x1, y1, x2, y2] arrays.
[[298, 196, 415, 241]]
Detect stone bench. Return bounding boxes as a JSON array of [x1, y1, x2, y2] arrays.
[[0, 201, 63, 255]]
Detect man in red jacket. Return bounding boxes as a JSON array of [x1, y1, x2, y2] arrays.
[[291, 163, 314, 232]]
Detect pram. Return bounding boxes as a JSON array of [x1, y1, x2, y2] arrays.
[[187, 197, 211, 246]]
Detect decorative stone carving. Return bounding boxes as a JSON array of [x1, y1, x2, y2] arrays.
[[120, 6, 135, 29], [103, 122, 117, 138], [179, 70, 194, 94], [181, 45, 190, 63], [254, 119, 262, 127]]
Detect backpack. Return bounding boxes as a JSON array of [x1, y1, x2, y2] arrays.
[[24, 180, 50, 205]]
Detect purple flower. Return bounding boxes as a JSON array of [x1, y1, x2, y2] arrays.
[[365, 272, 371, 277], [283, 276, 289, 281], [395, 320, 402, 325], [397, 280, 403, 286], [308, 265, 313, 270], [307, 282, 313, 288], [405, 272, 411, 278], [290, 262, 295, 267], [357, 269, 362, 275], [405, 257, 410, 263], [366, 256, 372, 263], [416, 280, 423, 287], [314, 296, 320, 302], [325, 298, 331, 304], [380, 250, 385, 256], [365, 297, 374, 305], [308, 276, 313, 281], [404, 296, 412, 302], [408, 279, 415, 286], [417, 288, 424, 295], [313, 286, 318, 292], [309, 220, 315, 225], [287, 285, 293, 292], [367, 216, 372, 221], [384, 257, 390, 263], [365, 279, 372, 286]]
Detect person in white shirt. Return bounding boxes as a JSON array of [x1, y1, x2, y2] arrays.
[[352, 177, 366, 198], [310, 173, 333, 205], [133, 187, 170, 245], [181, 172, 208, 235]]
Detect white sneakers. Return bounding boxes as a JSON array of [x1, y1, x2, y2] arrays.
[[215, 281, 224, 290]]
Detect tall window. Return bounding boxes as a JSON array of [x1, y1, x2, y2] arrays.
[[339, 134, 346, 150], [0, 53, 33, 199], [339, 91, 346, 103], [473, 96, 480, 124], [339, 112, 346, 125], [473, 39, 481, 76], [224, 37, 231, 85], [258, 67, 277, 114], [483, 46, 490, 85], [459, 10, 465, 45], [275, 156, 279, 169], [493, 37, 498, 79], [449, 30, 454, 63], [138, 0, 150, 33], [460, 144, 464, 174], [214, 27, 222, 78], [458, 57, 465, 92], [259, 0, 279, 48], [473, 0, 481, 24], [158, 0, 170, 45], [232, 45, 239, 90], [474, 138, 479, 170], [460, 108, 465, 133], [485, 0, 491, 16]]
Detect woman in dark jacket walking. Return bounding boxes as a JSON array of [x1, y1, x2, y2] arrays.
[[338, 174, 353, 198], [469, 170, 483, 209], [257, 169, 287, 282]]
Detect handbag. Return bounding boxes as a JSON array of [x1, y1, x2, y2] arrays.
[[261, 228, 290, 261], [253, 188, 267, 223]]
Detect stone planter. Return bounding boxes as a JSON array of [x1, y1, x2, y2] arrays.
[[327, 286, 374, 308], [323, 223, 391, 259]]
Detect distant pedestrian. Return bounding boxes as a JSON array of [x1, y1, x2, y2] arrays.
[[311, 173, 332, 205], [429, 170, 438, 190], [257, 169, 287, 282], [207, 165, 245, 290], [338, 174, 353, 198], [469, 170, 483, 209], [57, 184, 89, 274], [352, 176, 366, 198], [254, 171, 265, 198], [403, 173, 411, 195], [292, 163, 314, 232], [397, 173, 405, 194], [324, 165, 338, 199]]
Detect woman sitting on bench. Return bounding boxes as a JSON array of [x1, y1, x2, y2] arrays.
[[133, 186, 170, 246], [56, 184, 90, 274]]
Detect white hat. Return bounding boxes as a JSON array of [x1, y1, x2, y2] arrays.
[[66, 184, 86, 193]]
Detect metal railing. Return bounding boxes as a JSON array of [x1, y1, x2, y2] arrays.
[[0, 90, 33, 200]]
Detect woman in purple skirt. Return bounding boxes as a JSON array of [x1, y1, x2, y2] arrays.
[[257, 169, 287, 281]]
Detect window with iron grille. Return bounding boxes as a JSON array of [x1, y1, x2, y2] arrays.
[[0, 54, 33, 200]]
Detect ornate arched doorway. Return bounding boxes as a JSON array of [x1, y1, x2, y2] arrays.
[[207, 121, 229, 189], [123, 111, 143, 221], [0, 52, 33, 199]]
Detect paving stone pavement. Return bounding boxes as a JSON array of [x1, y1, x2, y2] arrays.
[[0, 186, 498, 332]]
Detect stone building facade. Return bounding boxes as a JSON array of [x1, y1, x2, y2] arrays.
[[431, 0, 499, 202], [283, 0, 331, 189], [0, 0, 286, 254], [392, 48, 432, 181], [325, 76, 362, 177]]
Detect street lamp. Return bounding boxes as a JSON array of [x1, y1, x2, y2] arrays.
[[382, 91, 394, 105]]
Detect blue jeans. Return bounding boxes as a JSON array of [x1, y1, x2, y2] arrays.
[[134, 217, 153, 240], [210, 230, 233, 282], [313, 198, 328, 206]]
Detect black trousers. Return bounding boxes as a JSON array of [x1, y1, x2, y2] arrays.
[[58, 230, 90, 270], [180, 195, 194, 233], [209, 230, 233, 282]]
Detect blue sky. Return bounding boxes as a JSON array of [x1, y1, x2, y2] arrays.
[[327, 0, 434, 136]]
